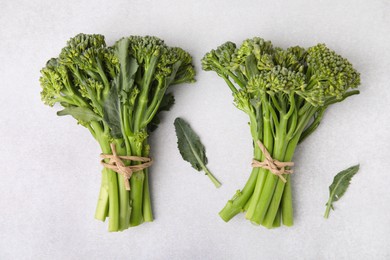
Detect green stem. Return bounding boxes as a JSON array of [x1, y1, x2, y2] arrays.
[[129, 138, 146, 226], [144, 80, 164, 123], [113, 139, 131, 231], [133, 55, 159, 132], [203, 166, 221, 188], [281, 175, 293, 226], [142, 168, 153, 222], [219, 167, 259, 222], [272, 207, 281, 228], [212, 58, 244, 90], [143, 86, 168, 127], [324, 200, 332, 219], [94, 167, 109, 221], [243, 194, 253, 211], [129, 171, 145, 226]]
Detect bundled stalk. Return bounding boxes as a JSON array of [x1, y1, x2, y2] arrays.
[[201, 38, 360, 228], [40, 34, 195, 231]]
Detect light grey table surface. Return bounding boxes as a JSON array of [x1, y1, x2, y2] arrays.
[[1, 0, 389, 259]]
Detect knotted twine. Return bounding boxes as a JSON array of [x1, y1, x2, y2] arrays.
[[251, 140, 294, 183], [100, 143, 153, 190]]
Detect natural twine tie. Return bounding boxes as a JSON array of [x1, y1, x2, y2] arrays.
[[251, 140, 294, 183], [100, 143, 153, 190]]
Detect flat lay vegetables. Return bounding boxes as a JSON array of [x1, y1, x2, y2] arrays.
[[202, 37, 360, 228], [324, 164, 360, 219], [174, 117, 221, 188], [40, 33, 195, 231]]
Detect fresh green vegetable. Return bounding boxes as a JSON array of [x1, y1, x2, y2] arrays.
[[40, 33, 195, 232], [174, 117, 221, 188], [201, 37, 360, 228], [324, 164, 360, 219]]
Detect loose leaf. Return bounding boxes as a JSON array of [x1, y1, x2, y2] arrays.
[[57, 106, 102, 123], [324, 164, 360, 218], [174, 118, 221, 188]]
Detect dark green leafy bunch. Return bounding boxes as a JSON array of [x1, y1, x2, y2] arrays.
[[40, 34, 195, 232], [202, 37, 360, 228]]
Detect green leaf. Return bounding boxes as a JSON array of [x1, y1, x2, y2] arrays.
[[324, 164, 360, 219], [57, 106, 101, 123], [174, 118, 221, 188], [245, 54, 259, 78], [115, 38, 139, 95], [103, 79, 122, 138], [147, 93, 175, 133]]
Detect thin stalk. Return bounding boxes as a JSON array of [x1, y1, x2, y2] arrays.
[[114, 139, 131, 231], [243, 194, 253, 211], [268, 104, 280, 128], [129, 139, 146, 226], [281, 175, 293, 226], [212, 58, 245, 89], [129, 171, 145, 226], [95, 58, 111, 97], [324, 199, 332, 219], [142, 140, 153, 222], [144, 80, 164, 121], [218, 168, 259, 222], [142, 168, 153, 222], [272, 207, 281, 228], [270, 95, 282, 112], [285, 94, 296, 119], [222, 75, 239, 94], [203, 166, 221, 188], [133, 55, 159, 132], [90, 123, 109, 222], [94, 167, 109, 221], [143, 85, 168, 127]]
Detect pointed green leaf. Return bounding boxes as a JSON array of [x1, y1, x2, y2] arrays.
[[324, 164, 360, 218], [103, 79, 122, 138], [57, 106, 101, 123], [115, 38, 139, 93], [245, 54, 259, 78], [174, 118, 221, 188]]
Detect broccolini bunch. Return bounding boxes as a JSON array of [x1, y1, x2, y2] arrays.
[[202, 37, 360, 228], [40, 34, 195, 231]]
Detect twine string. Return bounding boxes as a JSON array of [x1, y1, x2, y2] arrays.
[[251, 140, 294, 183], [100, 143, 153, 190]]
